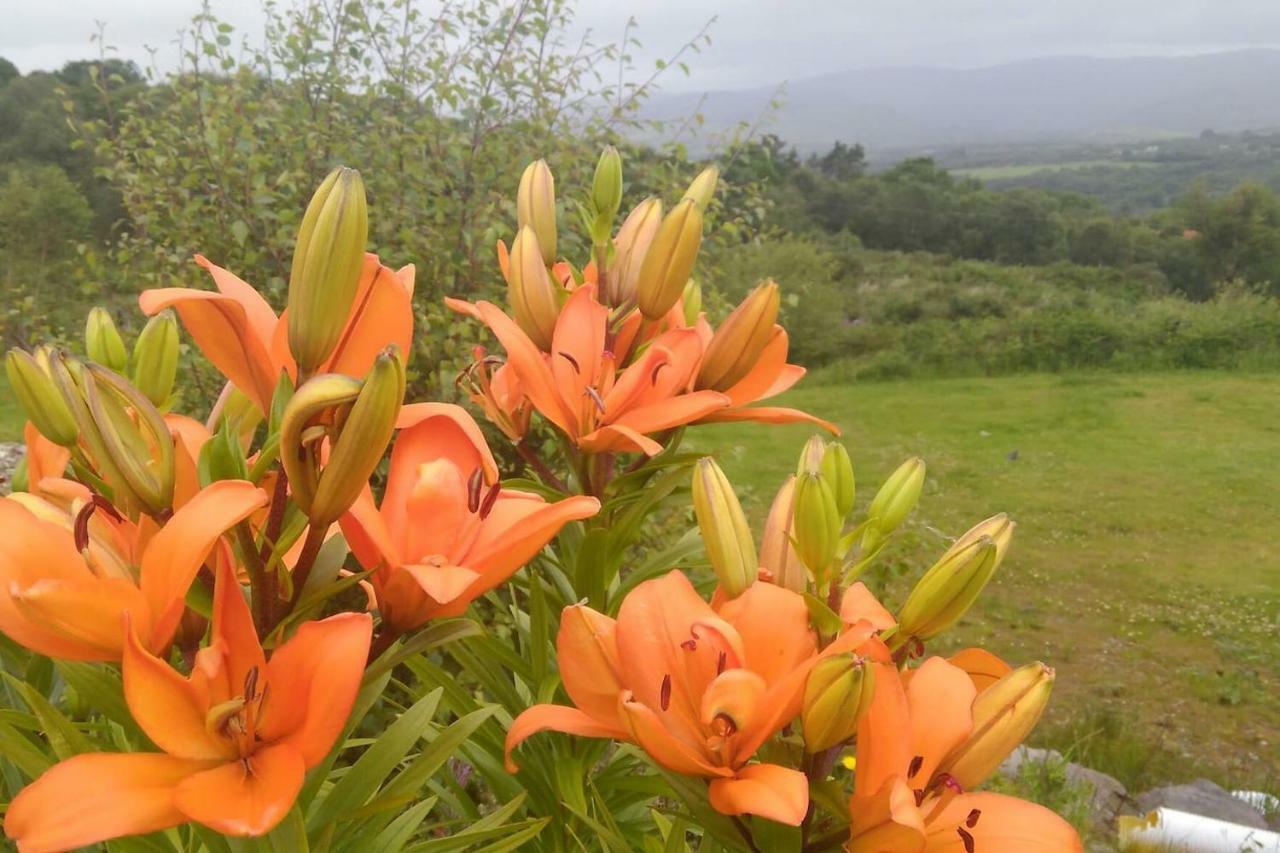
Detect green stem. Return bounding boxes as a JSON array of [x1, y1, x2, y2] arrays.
[[234, 521, 272, 632], [284, 522, 328, 615]]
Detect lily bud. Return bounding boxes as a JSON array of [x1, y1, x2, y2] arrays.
[[896, 521, 1010, 642], [131, 310, 180, 408], [696, 281, 779, 391], [866, 457, 925, 536], [797, 434, 827, 475], [517, 159, 557, 265], [308, 347, 405, 524], [682, 280, 702, 325], [636, 199, 703, 320], [940, 661, 1054, 788], [591, 145, 624, 239], [606, 197, 663, 307], [280, 372, 364, 519], [760, 475, 806, 592], [287, 166, 369, 372], [802, 654, 876, 753], [5, 348, 79, 446], [692, 457, 757, 599], [507, 226, 561, 351], [85, 307, 128, 372], [80, 364, 176, 517], [821, 443, 855, 518], [682, 165, 720, 211], [792, 470, 841, 581]]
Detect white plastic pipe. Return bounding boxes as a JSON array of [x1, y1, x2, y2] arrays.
[[1119, 808, 1280, 852]]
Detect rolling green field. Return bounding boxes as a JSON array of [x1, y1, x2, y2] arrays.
[[951, 159, 1158, 180], [692, 371, 1280, 794]]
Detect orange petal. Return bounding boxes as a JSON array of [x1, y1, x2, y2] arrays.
[[923, 791, 1083, 852], [473, 300, 576, 435], [578, 423, 665, 456], [321, 255, 414, 378], [855, 663, 914, 800], [166, 415, 211, 510], [173, 743, 304, 837], [717, 581, 817, 689], [256, 613, 371, 766], [139, 479, 267, 651], [947, 648, 1012, 694], [849, 776, 928, 853], [139, 287, 278, 414], [697, 405, 840, 434], [192, 254, 280, 346], [504, 704, 628, 773], [444, 295, 483, 319], [707, 763, 809, 826], [339, 483, 400, 570], [400, 563, 482, 607], [840, 582, 897, 631], [123, 619, 231, 760], [558, 604, 626, 728], [907, 658, 977, 787], [210, 560, 267, 707], [22, 422, 70, 489], [609, 391, 731, 437], [550, 285, 607, 401], [10, 577, 152, 662], [4, 752, 210, 852], [620, 697, 729, 778], [718, 327, 791, 405]]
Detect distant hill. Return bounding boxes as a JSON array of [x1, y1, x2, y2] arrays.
[[643, 50, 1280, 153]]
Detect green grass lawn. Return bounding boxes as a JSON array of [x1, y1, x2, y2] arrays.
[[952, 159, 1158, 180], [692, 372, 1280, 794]]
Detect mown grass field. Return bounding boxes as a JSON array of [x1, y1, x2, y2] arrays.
[[951, 159, 1158, 180], [691, 371, 1280, 795]]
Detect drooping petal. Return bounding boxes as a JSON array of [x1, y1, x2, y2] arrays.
[[607, 391, 731, 437], [849, 776, 928, 853], [192, 254, 280, 346], [173, 743, 305, 837], [321, 255, 414, 378], [697, 405, 840, 434], [923, 791, 1083, 852], [4, 752, 211, 853], [139, 479, 267, 652], [840, 582, 897, 631], [10, 577, 152, 662], [256, 613, 372, 766], [557, 604, 626, 728], [907, 658, 977, 787], [947, 648, 1012, 693], [578, 423, 664, 456], [707, 763, 809, 826], [123, 619, 232, 761], [504, 704, 629, 773]]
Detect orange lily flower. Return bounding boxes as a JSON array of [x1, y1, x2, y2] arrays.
[[448, 285, 730, 455], [505, 571, 878, 825], [340, 403, 600, 634], [4, 561, 371, 850], [456, 346, 532, 442], [139, 252, 414, 414], [691, 317, 838, 433], [848, 657, 1082, 852], [20, 422, 70, 491], [0, 479, 266, 661]]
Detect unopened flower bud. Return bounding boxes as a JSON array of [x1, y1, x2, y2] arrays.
[[821, 443, 855, 518], [6, 348, 79, 446], [131, 310, 180, 408], [760, 475, 806, 592], [793, 470, 841, 581], [797, 435, 827, 475], [85, 308, 127, 372], [605, 197, 663, 307], [591, 146, 624, 238], [287, 166, 369, 372], [280, 372, 364, 518], [517, 159, 557, 265], [692, 457, 757, 599], [682, 280, 702, 325], [507, 226, 561, 350], [636, 199, 703, 320], [940, 661, 1054, 788], [896, 517, 1013, 642], [81, 364, 176, 516], [682, 165, 720, 211], [802, 654, 875, 752], [696, 281, 779, 391], [866, 457, 925, 536], [308, 347, 405, 524]]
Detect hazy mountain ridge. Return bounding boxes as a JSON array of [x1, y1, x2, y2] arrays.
[[644, 49, 1280, 152]]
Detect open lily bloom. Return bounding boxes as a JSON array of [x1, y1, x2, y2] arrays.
[[448, 285, 730, 455], [691, 318, 839, 433], [0, 479, 265, 661], [3, 561, 371, 850], [340, 403, 600, 634], [139, 252, 414, 414], [505, 571, 879, 826], [848, 657, 1083, 852]]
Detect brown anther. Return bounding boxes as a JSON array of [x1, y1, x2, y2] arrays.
[[956, 827, 975, 853], [908, 755, 924, 779], [717, 651, 727, 675], [479, 482, 501, 519], [650, 361, 668, 385], [660, 674, 672, 711], [90, 493, 123, 521], [680, 638, 697, 651], [966, 809, 981, 829], [584, 385, 606, 414], [710, 713, 737, 738], [243, 666, 259, 702], [467, 467, 484, 513], [558, 351, 581, 373]]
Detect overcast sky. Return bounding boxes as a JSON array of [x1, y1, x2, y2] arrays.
[[5, 1, 1280, 91]]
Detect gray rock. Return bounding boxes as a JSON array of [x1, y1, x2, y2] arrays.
[[1134, 779, 1269, 829], [0, 442, 22, 496], [998, 746, 1129, 829]]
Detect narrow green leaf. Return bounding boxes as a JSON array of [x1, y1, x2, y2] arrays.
[[2, 672, 97, 758], [371, 795, 437, 852], [364, 619, 482, 682]]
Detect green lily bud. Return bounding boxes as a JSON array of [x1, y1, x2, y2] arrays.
[[821, 443, 855, 519], [590, 145, 624, 241], [287, 166, 369, 372], [517, 159, 557, 265], [507, 226, 561, 351], [85, 307, 128, 372], [682, 279, 702, 326], [866, 457, 925, 537], [636, 199, 703, 320], [895, 515, 1014, 642], [797, 434, 828, 475], [80, 364, 176, 517], [280, 372, 363, 519], [682, 165, 720, 211], [5, 348, 79, 446], [131, 310, 180, 408], [939, 661, 1054, 789], [692, 457, 757, 599], [605, 197, 663, 308], [792, 470, 841, 582], [696, 281, 779, 391], [802, 654, 876, 752]]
